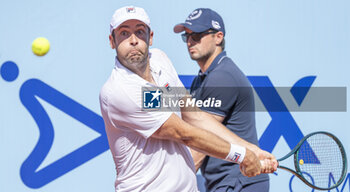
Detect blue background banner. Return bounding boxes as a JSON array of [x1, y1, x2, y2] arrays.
[[1, 1, 349, 191]]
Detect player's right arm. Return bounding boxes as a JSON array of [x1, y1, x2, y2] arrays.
[[151, 113, 263, 177]]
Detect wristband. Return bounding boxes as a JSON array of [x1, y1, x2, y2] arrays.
[[225, 143, 246, 164]]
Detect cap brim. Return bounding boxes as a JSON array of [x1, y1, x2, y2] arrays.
[[111, 18, 151, 34], [173, 23, 210, 33], [173, 23, 187, 33]]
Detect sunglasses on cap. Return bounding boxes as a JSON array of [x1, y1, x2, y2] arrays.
[[181, 30, 218, 43]]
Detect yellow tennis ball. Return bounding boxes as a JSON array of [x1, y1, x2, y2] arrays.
[[299, 159, 304, 165], [32, 37, 50, 56]]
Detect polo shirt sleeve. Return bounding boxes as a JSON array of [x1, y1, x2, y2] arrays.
[[106, 85, 172, 139], [198, 70, 240, 117]]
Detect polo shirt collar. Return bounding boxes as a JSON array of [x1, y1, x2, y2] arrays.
[[198, 51, 227, 78]]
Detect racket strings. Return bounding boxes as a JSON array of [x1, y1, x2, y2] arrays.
[[297, 133, 345, 189]]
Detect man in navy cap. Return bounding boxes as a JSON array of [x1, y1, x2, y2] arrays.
[[174, 8, 272, 192]]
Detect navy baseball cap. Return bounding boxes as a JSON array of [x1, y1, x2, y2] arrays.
[[174, 8, 225, 35]]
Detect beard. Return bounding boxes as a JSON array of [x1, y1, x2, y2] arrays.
[[124, 48, 148, 66]]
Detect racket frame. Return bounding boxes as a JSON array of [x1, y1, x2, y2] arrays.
[[277, 131, 347, 190]]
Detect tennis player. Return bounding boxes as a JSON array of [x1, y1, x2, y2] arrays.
[[99, 6, 277, 192]]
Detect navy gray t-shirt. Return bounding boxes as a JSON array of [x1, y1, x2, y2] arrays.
[[190, 51, 269, 191]]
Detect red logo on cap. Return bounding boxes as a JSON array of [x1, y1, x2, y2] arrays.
[[126, 7, 135, 13]]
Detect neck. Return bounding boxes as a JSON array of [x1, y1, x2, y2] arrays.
[[197, 48, 222, 73], [134, 59, 155, 84], [140, 60, 155, 84], [118, 56, 155, 84]]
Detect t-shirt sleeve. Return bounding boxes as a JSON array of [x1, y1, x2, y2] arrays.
[[197, 70, 240, 117], [105, 85, 172, 139]]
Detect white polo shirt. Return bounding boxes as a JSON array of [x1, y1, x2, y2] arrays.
[[99, 48, 198, 192]]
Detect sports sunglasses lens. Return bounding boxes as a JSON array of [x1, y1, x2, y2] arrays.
[[191, 33, 202, 42]]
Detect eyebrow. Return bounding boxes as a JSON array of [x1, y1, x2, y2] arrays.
[[136, 24, 146, 28], [118, 23, 146, 30], [117, 25, 130, 30]]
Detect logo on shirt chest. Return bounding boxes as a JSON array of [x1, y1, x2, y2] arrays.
[[164, 83, 172, 91]]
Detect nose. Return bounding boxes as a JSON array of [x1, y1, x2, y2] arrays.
[[187, 36, 195, 47], [129, 34, 138, 46]]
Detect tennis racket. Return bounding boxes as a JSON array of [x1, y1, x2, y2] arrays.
[[276, 131, 347, 190]]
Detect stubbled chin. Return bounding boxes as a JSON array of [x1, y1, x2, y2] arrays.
[[190, 53, 199, 60], [127, 53, 147, 63]]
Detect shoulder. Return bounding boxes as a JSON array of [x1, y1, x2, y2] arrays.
[[99, 71, 140, 112], [205, 66, 236, 87], [150, 48, 169, 60], [150, 48, 174, 65], [215, 56, 240, 75], [150, 48, 178, 74], [209, 56, 250, 86]]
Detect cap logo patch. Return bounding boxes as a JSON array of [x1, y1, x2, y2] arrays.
[[187, 10, 202, 20], [212, 20, 221, 29], [126, 7, 135, 13]]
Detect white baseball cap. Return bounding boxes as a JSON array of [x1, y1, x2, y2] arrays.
[[110, 6, 151, 34]]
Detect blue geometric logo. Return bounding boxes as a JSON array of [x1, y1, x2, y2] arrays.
[[1, 60, 109, 189], [19, 79, 109, 188], [143, 89, 162, 109]]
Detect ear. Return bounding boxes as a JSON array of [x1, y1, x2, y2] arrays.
[[109, 34, 116, 49], [149, 30, 154, 46], [215, 31, 224, 46]]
